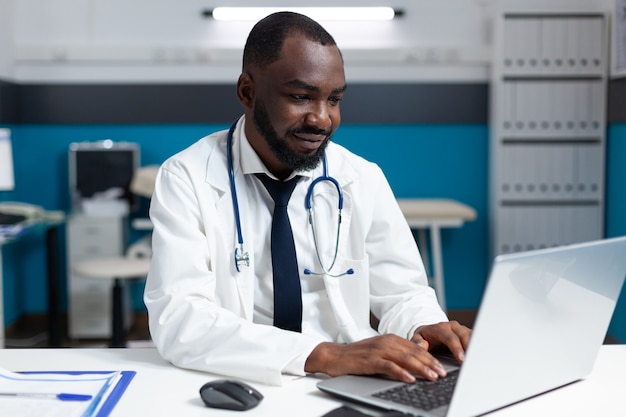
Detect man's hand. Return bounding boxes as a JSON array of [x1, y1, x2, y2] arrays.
[[304, 334, 449, 383], [410, 321, 472, 363]]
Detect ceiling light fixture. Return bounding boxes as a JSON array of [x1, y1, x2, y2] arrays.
[[203, 7, 402, 22]]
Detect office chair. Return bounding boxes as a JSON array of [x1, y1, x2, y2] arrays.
[[71, 165, 158, 347]]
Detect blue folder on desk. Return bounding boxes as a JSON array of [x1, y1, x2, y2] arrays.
[[21, 370, 136, 417]]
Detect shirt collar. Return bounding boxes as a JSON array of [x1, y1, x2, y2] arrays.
[[237, 119, 315, 181]]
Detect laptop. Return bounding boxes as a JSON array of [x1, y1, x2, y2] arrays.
[[317, 236, 626, 417]]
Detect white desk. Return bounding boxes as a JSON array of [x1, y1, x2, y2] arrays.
[[0, 346, 624, 416], [397, 199, 476, 311]]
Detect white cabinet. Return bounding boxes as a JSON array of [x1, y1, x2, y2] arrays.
[[67, 215, 128, 339], [490, 11, 608, 257]]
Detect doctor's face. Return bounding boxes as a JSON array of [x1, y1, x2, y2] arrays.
[[252, 99, 329, 172], [243, 34, 346, 177]]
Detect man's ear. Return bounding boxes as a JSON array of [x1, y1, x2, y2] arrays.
[[236, 73, 254, 109]]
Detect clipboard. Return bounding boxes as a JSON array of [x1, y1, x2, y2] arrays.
[[20, 370, 136, 417]]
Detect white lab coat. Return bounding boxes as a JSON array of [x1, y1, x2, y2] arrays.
[[144, 117, 448, 385]]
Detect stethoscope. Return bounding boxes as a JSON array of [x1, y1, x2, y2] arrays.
[[227, 121, 354, 277]]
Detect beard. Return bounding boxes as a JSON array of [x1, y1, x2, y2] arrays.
[[252, 100, 330, 172]]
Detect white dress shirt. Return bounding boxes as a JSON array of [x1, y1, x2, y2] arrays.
[[237, 132, 344, 342]]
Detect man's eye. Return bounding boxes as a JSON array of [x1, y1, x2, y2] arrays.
[[329, 96, 343, 105], [291, 95, 309, 101]]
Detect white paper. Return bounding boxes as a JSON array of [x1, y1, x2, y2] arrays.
[[0, 368, 118, 417], [0, 129, 14, 191]]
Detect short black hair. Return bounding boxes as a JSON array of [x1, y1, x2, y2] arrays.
[[242, 11, 338, 72]]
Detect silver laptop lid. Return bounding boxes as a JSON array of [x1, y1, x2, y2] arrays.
[[447, 236, 626, 417]]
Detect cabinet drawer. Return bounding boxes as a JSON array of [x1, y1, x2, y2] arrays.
[[68, 242, 121, 262], [68, 219, 123, 246], [66, 216, 126, 261], [68, 274, 113, 293]]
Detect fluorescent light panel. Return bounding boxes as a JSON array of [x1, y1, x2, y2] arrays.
[[210, 7, 398, 21]]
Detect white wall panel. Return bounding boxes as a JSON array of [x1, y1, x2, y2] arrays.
[[13, 0, 91, 43], [5, 0, 615, 82], [0, 0, 13, 78], [10, 0, 494, 82]]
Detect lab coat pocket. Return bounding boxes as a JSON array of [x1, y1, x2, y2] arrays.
[[322, 256, 374, 342]]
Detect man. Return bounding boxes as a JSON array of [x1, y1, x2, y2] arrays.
[[144, 11, 470, 386]]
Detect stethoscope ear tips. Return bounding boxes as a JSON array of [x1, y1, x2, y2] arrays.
[[303, 269, 312, 275], [346, 268, 354, 275]]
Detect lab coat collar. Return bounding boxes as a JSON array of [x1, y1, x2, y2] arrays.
[[205, 115, 359, 189]]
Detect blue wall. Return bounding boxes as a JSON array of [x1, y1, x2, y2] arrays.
[[606, 124, 626, 341], [2, 122, 625, 341]]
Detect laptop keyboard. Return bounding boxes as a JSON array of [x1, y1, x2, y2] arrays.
[[372, 370, 460, 411]]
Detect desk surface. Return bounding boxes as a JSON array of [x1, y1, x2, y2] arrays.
[[397, 198, 476, 224], [0, 346, 624, 416], [0, 215, 64, 244]]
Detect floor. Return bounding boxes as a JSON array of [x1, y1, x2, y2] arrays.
[[4, 312, 153, 348]]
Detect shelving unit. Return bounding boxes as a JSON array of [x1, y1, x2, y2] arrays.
[[490, 11, 608, 256]]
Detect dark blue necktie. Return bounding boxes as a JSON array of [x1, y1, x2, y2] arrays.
[[256, 174, 302, 332]]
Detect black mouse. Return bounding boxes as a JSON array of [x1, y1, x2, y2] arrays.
[[199, 379, 263, 411]]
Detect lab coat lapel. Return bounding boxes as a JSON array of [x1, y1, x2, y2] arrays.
[[204, 128, 256, 321], [314, 148, 374, 342], [310, 149, 357, 251]]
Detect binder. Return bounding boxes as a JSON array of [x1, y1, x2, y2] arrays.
[[523, 81, 537, 136], [540, 17, 554, 75], [564, 81, 577, 135], [508, 81, 518, 135], [561, 144, 577, 201], [512, 81, 525, 137], [502, 82, 514, 133], [589, 80, 603, 135], [553, 82, 564, 136], [552, 17, 568, 74], [560, 81, 571, 135], [500, 144, 520, 199], [574, 80, 587, 137], [536, 81, 551, 136], [579, 17, 605, 75], [524, 17, 541, 71], [497, 146, 511, 198], [502, 16, 518, 71], [575, 143, 602, 201], [588, 17, 605, 72], [566, 17, 581, 73], [504, 16, 526, 74]]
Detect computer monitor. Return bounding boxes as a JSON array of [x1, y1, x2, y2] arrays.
[[69, 140, 139, 213]]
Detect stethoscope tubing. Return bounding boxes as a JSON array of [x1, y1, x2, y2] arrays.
[[227, 120, 351, 277], [227, 122, 248, 272]]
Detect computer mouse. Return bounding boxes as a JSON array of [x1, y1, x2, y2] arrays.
[[199, 379, 264, 411]]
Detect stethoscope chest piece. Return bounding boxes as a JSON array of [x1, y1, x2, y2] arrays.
[[234, 245, 250, 272]]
